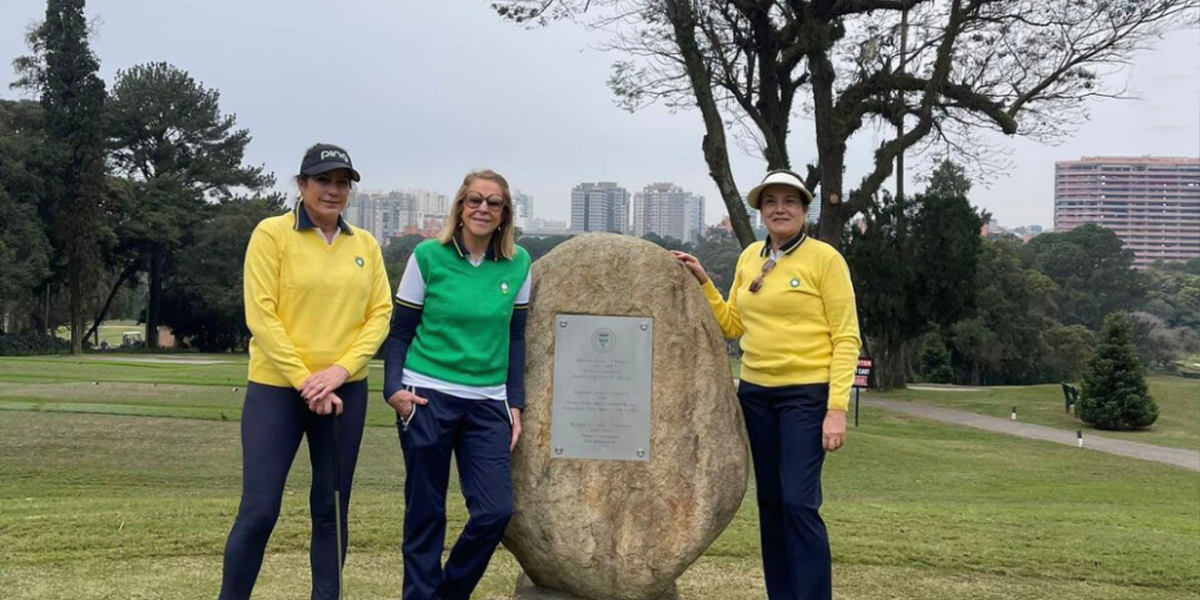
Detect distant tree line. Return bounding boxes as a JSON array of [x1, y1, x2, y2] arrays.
[[1, 0, 280, 354], [845, 160, 1199, 389]]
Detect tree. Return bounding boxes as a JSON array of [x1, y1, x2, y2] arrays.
[[12, 0, 110, 354], [1143, 264, 1200, 330], [908, 193, 985, 325], [383, 234, 428, 285], [1040, 323, 1094, 382], [0, 100, 53, 335], [106, 62, 272, 349], [949, 238, 1057, 385], [518, 234, 575, 262], [924, 158, 972, 198], [1077, 313, 1158, 431], [917, 333, 954, 383], [1129, 311, 1198, 369], [491, 0, 1196, 248], [640, 231, 691, 252], [1021, 224, 1145, 330], [846, 192, 985, 388], [693, 227, 743, 296], [158, 194, 286, 351]]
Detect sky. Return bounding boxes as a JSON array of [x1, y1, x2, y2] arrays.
[[1, 1, 1197, 230]]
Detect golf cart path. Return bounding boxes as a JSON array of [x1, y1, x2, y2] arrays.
[[864, 396, 1200, 472]]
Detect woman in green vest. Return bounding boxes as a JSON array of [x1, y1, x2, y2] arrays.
[[383, 170, 531, 600]]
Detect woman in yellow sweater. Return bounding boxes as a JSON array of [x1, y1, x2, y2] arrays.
[[218, 144, 393, 600], [674, 169, 860, 600]]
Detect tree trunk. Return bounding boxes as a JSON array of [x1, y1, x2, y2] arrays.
[[876, 336, 909, 391], [83, 261, 138, 343], [807, 48, 851, 248], [68, 259, 83, 355], [664, 0, 757, 248], [146, 250, 162, 350]]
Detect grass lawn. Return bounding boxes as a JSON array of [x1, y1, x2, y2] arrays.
[[0, 358, 1197, 599], [1174, 353, 1200, 378], [872, 376, 1200, 451]]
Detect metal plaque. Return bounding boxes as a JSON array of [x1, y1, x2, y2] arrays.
[[550, 314, 653, 461]]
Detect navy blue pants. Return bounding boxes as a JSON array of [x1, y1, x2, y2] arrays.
[[218, 379, 368, 600], [738, 381, 832, 600], [398, 387, 514, 600]]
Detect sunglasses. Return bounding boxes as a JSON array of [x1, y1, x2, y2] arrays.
[[749, 258, 776, 293], [464, 193, 506, 212]]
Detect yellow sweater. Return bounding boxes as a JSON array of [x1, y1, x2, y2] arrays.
[[243, 212, 393, 389], [702, 236, 862, 410]]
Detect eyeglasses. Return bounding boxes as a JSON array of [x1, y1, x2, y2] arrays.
[[749, 258, 776, 293], [464, 193, 505, 212]]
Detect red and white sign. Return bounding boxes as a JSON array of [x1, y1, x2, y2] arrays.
[[853, 357, 874, 389]]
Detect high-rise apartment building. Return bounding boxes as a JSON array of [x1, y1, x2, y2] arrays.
[[1055, 156, 1200, 267], [344, 189, 451, 243], [513, 190, 534, 231], [807, 193, 822, 226], [632, 183, 706, 244], [570, 182, 630, 234]]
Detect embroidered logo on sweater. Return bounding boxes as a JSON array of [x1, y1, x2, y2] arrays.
[[790, 277, 801, 288], [499, 280, 511, 295], [355, 256, 365, 268]]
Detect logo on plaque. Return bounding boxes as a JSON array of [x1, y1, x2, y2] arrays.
[[591, 328, 617, 352]]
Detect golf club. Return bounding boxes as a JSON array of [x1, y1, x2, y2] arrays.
[[332, 411, 344, 600]]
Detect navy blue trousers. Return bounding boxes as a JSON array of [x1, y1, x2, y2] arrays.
[[738, 380, 832, 600], [218, 379, 368, 600], [398, 387, 514, 600]]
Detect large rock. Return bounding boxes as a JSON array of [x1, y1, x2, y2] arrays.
[[504, 234, 749, 600]]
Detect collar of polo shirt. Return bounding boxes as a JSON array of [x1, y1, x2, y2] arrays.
[[450, 231, 498, 261], [292, 202, 354, 235], [760, 230, 808, 258]]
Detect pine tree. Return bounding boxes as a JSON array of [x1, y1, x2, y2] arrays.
[[106, 62, 271, 349], [1078, 313, 1159, 430], [12, 0, 108, 354]]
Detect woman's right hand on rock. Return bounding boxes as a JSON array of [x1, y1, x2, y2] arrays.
[[671, 251, 710, 285], [386, 389, 428, 419]]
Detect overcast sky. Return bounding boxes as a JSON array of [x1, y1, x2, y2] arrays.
[[2, 1, 1197, 229]]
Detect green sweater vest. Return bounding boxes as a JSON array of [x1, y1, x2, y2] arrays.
[[405, 240, 531, 386]]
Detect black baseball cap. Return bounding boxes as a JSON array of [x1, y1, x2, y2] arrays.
[[300, 143, 361, 181]]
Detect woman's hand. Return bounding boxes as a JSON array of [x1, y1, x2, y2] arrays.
[[510, 408, 523, 452], [671, 251, 710, 285], [386, 389, 428, 420], [301, 366, 350, 402], [823, 409, 846, 452], [308, 391, 344, 416]]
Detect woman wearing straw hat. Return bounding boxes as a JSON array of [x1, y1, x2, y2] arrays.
[[218, 144, 393, 600], [674, 169, 861, 600]]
